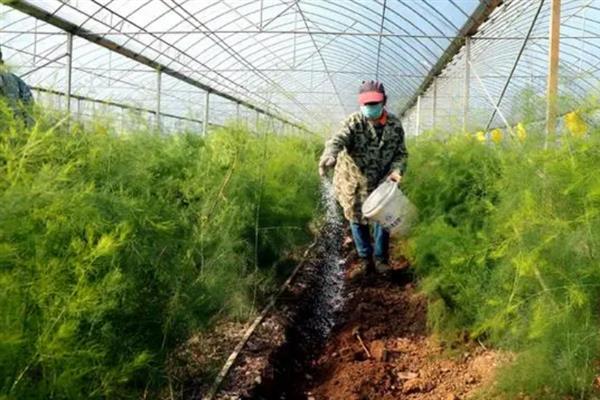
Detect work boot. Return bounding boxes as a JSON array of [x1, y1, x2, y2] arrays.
[[374, 258, 392, 275], [347, 257, 374, 281]]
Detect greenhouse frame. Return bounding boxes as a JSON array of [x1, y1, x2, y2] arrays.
[[1, 0, 598, 135], [5, 1, 600, 399]]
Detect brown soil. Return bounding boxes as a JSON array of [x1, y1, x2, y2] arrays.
[[303, 261, 503, 400], [168, 229, 507, 400], [164, 320, 250, 398]]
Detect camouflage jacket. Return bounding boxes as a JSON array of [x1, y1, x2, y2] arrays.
[[320, 111, 408, 223]]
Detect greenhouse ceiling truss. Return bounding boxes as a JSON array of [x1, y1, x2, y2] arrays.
[[1, 0, 597, 135]]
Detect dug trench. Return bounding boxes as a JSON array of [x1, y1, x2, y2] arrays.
[[209, 182, 504, 400]]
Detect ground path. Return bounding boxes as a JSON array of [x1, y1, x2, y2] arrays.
[[300, 261, 502, 400], [173, 235, 504, 400]]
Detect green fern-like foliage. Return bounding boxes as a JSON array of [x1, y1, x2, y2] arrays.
[[0, 103, 320, 399], [404, 123, 600, 399]]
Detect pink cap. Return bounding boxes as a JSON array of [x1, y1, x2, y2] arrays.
[[358, 80, 386, 105]]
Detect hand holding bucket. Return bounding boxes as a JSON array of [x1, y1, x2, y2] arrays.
[[361, 180, 417, 236]]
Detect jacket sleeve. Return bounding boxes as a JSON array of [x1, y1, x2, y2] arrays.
[[320, 117, 354, 161], [18, 78, 34, 105], [390, 124, 408, 175]]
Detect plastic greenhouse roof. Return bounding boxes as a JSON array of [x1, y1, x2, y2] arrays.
[[1, 0, 600, 132]]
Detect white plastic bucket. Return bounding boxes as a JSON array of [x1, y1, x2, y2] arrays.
[[361, 180, 417, 236]]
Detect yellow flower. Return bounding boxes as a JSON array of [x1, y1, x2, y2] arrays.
[[475, 131, 486, 142], [565, 111, 587, 137], [491, 129, 503, 143], [516, 123, 527, 142]]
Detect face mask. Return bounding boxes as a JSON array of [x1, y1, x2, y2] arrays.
[[360, 103, 384, 119]]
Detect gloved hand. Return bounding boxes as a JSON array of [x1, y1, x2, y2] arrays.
[[319, 156, 336, 177], [388, 171, 402, 183]]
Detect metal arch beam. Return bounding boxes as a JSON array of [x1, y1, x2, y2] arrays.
[[467, 3, 600, 85], [201, 4, 357, 113], [165, 0, 324, 115], [216, 1, 366, 113], [31, 86, 213, 126], [17, 28, 592, 40], [6, 0, 309, 131], [350, 0, 447, 58], [375, 0, 387, 80], [294, 1, 347, 115], [307, 0, 447, 55], [50, 3, 291, 119], [212, 27, 420, 97], [2, 28, 65, 62], [17, 46, 200, 108], [421, 0, 462, 32], [170, 0, 320, 118], [464, 44, 592, 100], [466, 0, 593, 68], [223, 13, 425, 99], [82, 0, 294, 119], [124, 0, 316, 120], [4, 42, 173, 104], [298, 2, 443, 69], [70, 0, 304, 125], [464, 15, 597, 96], [399, 0, 504, 117], [16, 0, 474, 122], [266, 4, 453, 100], [392, 0, 452, 51], [12, 19, 384, 102]]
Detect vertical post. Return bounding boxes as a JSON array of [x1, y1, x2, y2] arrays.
[[33, 19, 38, 65], [293, 10, 298, 67], [463, 36, 471, 133], [203, 90, 210, 136], [415, 95, 422, 136], [77, 98, 82, 120], [236, 102, 241, 121], [66, 32, 73, 114], [546, 0, 561, 142], [432, 78, 437, 130], [259, 0, 264, 30], [156, 69, 162, 131], [255, 110, 260, 132]]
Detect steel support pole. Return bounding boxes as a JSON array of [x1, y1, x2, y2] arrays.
[[546, 0, 561, 142], [463, 37, 471, 133], [259, 0, 264, 30], [156, 69, 162, 131], [203, 91, 210, 136], [255, 110, 260, 132], [432, 78, 437, 130], [65, 32, 73, 114], [416, 95, 422, 136], [236, 102, 240, 120]]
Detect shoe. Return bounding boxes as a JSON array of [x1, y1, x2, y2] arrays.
[[347, 257, 374, 280], [374, 258, 391, 274]]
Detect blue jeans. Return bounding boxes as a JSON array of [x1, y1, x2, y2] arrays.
[[350, 222, 390, 262]]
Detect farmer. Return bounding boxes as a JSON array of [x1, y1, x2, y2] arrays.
[[0, 46, 34, 122], [319, 80, 408, 279]]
